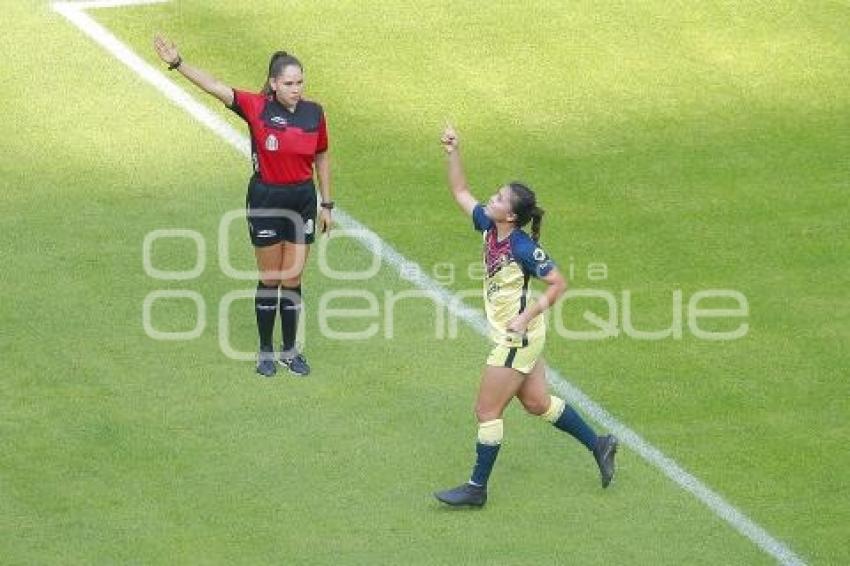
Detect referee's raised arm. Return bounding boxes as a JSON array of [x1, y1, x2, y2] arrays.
[[153, 35, 234, 107], [441, 124, 477, 216]]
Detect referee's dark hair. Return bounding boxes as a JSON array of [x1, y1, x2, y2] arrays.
[[261, 51, 303, 95], [510, 182, 545, 242]]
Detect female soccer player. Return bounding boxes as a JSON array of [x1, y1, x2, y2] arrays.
[[434, 125, 618, 507], [154, 36, 333, 377]]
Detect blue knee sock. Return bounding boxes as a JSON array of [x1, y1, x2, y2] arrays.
[[554, 406, 598, 451], [469, 442, 501, 487]]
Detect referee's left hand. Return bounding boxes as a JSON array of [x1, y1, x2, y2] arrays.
[[319, 208, 333, 235]]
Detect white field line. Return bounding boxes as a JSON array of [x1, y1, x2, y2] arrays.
[[52, 2, 805, 564]]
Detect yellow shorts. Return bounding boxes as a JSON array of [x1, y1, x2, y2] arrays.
[[486, 331, 545, 374]]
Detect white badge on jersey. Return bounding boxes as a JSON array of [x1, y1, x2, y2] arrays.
[[265, 134, 279, 151], [533, 248, 547, 262]]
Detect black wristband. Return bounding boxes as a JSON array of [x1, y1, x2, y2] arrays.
[[320, 201, 335, 210], [167, 56, 183, 71]]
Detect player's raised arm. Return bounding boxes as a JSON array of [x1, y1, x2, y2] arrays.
[[440, 124, 477, 216], [153, 35, 234, 107]]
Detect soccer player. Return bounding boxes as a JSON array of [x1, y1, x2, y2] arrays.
[[434, 125, 618, 507], [154, 36, 333, 377]]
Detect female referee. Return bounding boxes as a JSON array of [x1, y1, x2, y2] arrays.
[[154, 36, 332, 377], [434, 125, 618, 507]]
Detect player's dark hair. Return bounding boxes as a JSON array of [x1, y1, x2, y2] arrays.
[[261, 51, 303, 96], [509, 182, 545, 242]]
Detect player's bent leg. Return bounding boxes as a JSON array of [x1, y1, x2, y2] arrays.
[[523, 358, 619, 488], [517, 359, 550, 415]]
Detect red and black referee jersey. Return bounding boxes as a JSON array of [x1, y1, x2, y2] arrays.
[[228, 90, 328, 185]]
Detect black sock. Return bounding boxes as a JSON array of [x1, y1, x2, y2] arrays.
[[279, 284, 302, 357], [255, 282, 278, 350]]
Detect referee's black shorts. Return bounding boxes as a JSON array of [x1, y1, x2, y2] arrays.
[[245, 176, 318, 247]]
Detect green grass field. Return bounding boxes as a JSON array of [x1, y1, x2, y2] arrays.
[[2, 1, 849, 563]]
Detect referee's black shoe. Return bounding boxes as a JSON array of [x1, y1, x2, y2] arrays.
[[279, 351, 310, 376], [593, 434, 618, 488], [434, 483, 487, 507], [255, 348, 277, 378]]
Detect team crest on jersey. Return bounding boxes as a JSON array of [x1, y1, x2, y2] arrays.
[[265, 134, 279, 151], [533, 248, 547, 262]]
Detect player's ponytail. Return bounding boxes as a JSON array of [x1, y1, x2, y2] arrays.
[[509, 182, 545, 242], [529, 206, 545, 242], [261, 50, 303, 96]]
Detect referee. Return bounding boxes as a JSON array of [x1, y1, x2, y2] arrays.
[[154, 36, 332, 377]]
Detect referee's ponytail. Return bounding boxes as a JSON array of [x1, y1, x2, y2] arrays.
[[261, 50, 303, 96], [510, 182, 545, 242]]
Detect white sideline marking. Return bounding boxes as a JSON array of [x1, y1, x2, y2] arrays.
[[57, 0, 168, 9], [52, 2, 805, 564]]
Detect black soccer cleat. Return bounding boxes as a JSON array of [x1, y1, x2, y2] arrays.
[[434, 483, 487, 507], [279, 352, 311, 376], [593, 434, 618, 488], [255, 348, 277, 378]]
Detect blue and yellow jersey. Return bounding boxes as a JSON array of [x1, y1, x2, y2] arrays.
[[472, 204, 556, 347]]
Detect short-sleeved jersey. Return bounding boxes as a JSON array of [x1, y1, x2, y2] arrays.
[[472, 204, 555, 346], [228, 90, 328, 185]]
